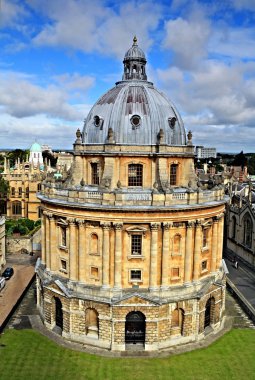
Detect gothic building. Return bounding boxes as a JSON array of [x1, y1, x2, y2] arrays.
[[226, 183, 255, 268], [36, 38, 227, 351]]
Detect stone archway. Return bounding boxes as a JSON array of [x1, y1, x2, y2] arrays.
[[204, 297, 215, 329], [125, 311, 146, 345], [54, 297, 63, 330]]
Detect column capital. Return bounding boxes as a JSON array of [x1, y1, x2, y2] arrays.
[[196, 219, 202, 226], [113, 222, 123, 230], [76, 218, 85, 226], [150, 222, 160, 231], [163, 222, 172, 230], [186, 220, 195, 228], [101, 222, 111, 230], [213, 216, 220, 223], [48, 213, 54, 220], [67, 217, 76, 225]]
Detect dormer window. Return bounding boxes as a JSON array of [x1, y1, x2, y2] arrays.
[[130, 115, 141, 129], [94, 115, 104, 129], [168, 117, 176, 129]]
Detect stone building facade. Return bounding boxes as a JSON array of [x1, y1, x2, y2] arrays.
[[36, 38, 227, 351], [226, 183, 255, 268], [0, 216, 6, 270], [1, 143, 46, 221]]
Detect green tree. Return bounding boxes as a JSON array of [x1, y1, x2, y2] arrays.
[[231, 151, 247, 169], [7, 149, 29, 167]]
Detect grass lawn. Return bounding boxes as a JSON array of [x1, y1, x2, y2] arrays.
[[0, 329, 254, 380]]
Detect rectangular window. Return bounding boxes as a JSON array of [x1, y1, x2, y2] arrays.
[[170, 164, 178, 186], [11, 187, 15, 196], [91, 163, 100, 185], [131, 234, 142, 255], [61, 259, 67, 271], [60, 227, 66, 247], [18, 187, 22, 197], [25, 187, 29, 198], [91, 266, 99, 278], [128, 164, 143, 186], [202, 229, 208, 248], [172, 267, 180, 278], [201, 260, 207, 271], [130, 269, 142, 281]]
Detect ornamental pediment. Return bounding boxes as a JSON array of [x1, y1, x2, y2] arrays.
[[112, 293, 160, 306]]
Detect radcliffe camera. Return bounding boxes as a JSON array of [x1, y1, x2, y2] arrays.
[[0, 1, 255, 380]]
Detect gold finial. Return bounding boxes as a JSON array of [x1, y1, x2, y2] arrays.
[[133, 35, 137, 45]]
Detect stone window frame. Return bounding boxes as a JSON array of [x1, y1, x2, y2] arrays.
[[11, 187, 15, 197], [90, 266, 100, 280], [126, 226, 147, 260], [129, 269, 143, 283], [201, 220, 212, 252], [201, 260, 208, 273], [59, 258, 68, 274], [169, 160, 180, 187], [242, 212, 253, 249], [171, 267, 180, 280], [172, 233, 183, 256], [88, 159, 101, 186], [125, 160, 147, 188], [12, 200, 22, 215], [89, 232, 101, 256], [57, 219, 68, 251]]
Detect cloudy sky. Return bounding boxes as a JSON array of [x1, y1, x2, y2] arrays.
[[1, 0, 255, 152]]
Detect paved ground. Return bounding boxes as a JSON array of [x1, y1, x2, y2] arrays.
[[0, 252, 39, 330], [224, 254, 255, 310]]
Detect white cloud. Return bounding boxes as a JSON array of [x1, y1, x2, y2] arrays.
[[29, 0, 161, 58], [0, 70, 94, 120], [0, 0, 27, 28]]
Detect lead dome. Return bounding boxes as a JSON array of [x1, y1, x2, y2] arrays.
[[82, 37, 186, 146]]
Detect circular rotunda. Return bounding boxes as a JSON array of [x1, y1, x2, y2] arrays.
[[37, 37, 227, 351]]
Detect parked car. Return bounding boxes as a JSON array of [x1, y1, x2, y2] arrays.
[[2, 267, 14, 280], [0, 277, 6, 291]]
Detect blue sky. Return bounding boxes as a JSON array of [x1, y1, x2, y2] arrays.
[[1, 0, 255, 152]]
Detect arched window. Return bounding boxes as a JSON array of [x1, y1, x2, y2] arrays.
[[90, 233, 99, 254], [243, 213, 253, 248], [18, 187, 22, 197], [37, 183, 41, 191], [85, 308, 99, 338], [170, 164, 178, 186], [25, 187, 29, 198], [171, 308, 184, 335], [128, 164, 143, 186], [11, 187, 15, 197], [12, 201, 21, 215], [54, 297, 63, 330], [173, 234, 181, 255], [231, 216, 236, 239], [204, 297, 215, 329]]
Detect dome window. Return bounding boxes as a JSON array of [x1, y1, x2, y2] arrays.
[[130, 115, 141, 129], [168, 117, 176, 129], [94, 115, 104, 129]]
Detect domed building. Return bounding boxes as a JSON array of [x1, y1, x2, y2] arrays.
[[29, 141, 44, 168], [37, 38, 227, 351]]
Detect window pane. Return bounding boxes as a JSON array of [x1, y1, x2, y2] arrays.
[[91, 163, 99, 185], [170, 164, 178, 186], [130, 270, 141, 280], [131, 235, 142, 255], [128, 164, 143, 186]]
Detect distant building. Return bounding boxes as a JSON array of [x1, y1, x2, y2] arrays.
[[0, 216, 6, 270], [226, 183, 255, 268], [196, 146, 216, 159], [1, 142, 46, 220], [56, 151, 73, 171]]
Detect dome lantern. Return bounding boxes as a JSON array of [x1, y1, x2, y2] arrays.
[[122, 36, 147, 81]]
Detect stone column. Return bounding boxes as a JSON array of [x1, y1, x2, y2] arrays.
[[68, 218, 77, 281], [49, 215, 57, 271], [161, 222, 171, 288], [217, 214, 224, 268], [193, 220, 202, 282], [211, 217, 218, 273], [184, 220, 194, 284], [77, 219, 85, 282], [101, 222, 111, 288], [45, 213, 52, 270], [113, 223, 123, 289], [41, 211, 46, 265], [150, 223, 160, 290]]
